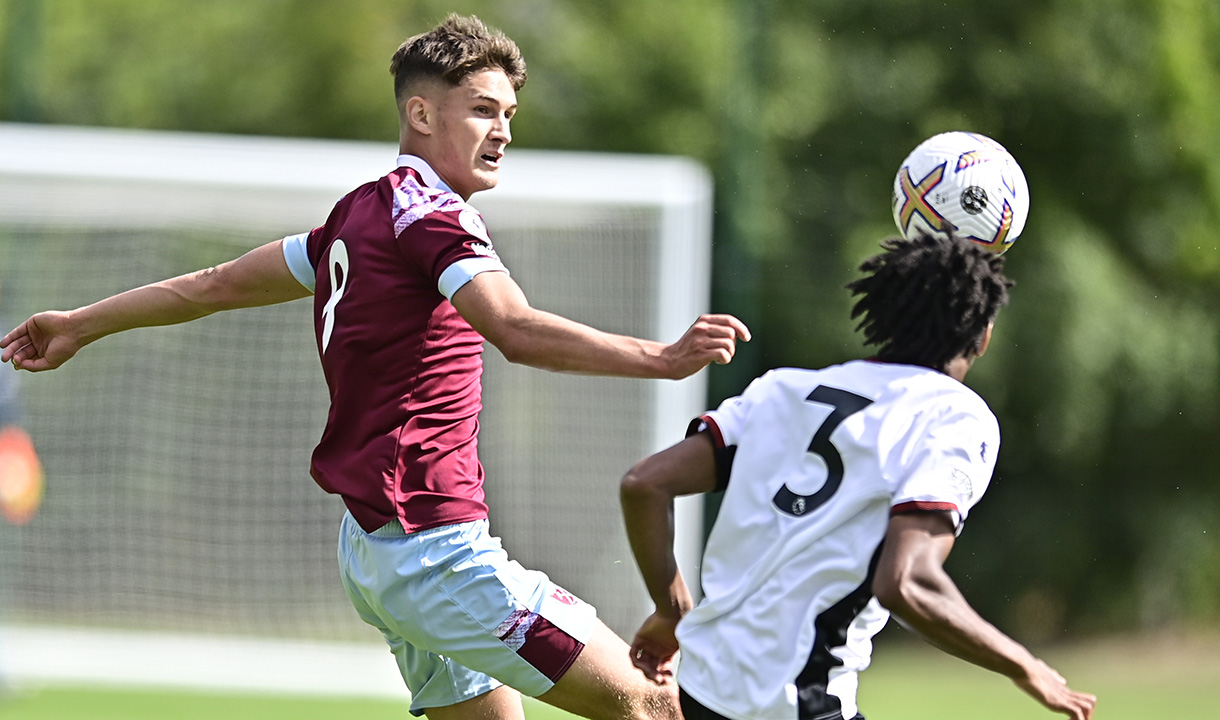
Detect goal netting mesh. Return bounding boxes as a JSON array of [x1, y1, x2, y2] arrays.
[[0, 123, 712, 693]]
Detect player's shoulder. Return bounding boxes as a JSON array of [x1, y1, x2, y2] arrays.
[[742, 362, 886, 400], [741, 366, 824, 401], [390, 171, 492, 237], [757, 360, 910, 397], [390, 168, 476, 215], [821, 360, 995, 418], [886, 365, 998, 436], [316, 177, 378, 222]]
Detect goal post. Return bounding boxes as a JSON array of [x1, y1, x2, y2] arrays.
[[0, 123, 714, 693]]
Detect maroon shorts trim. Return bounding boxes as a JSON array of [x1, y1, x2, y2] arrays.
[[496, 610, 585, 683]]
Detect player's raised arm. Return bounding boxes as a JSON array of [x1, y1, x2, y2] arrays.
[[874, 512, 1097, 720], [1, 239, 312, 372], [451, 270, 750, 379]]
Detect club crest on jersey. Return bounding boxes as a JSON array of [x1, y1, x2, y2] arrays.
[[459, 208, 492, 244], [550, 587, 579, 606]]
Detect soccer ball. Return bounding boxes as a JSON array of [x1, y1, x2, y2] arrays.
[[891, 131, 1029, 254]]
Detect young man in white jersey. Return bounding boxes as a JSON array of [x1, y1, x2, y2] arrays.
[[1, 14, 750, 720], [621, 232, 1096, 720]]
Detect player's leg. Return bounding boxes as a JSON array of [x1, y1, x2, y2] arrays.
[[535, 619, 681, 720], [421, 685, 525, 720], [412, 523, 680, 719], [338, 512, 519, 718], [340, 512, 678, 719]]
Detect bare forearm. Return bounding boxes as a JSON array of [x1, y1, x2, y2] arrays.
[[69, 271, 228, 346], [494, 309, 670, 378], [878, 516, 1096, 718], [4, 240, 311, 371], [70, 258, 302, 347], [452, 271, 747, 380], [885, 573, 1035, 678], [620, 438, 716, 617], [886, 576, 1099, 717], [621, 480, 690, 616]]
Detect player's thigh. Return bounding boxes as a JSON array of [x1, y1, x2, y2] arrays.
[[417, 522, 598, 694], [339, 514, 508, 713], [342, 513, 595, 699], [420, 684, 525, 720], [536, 619, 681, 720]]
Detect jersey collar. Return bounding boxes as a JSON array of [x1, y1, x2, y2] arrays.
[[396, 154, 455, 195]]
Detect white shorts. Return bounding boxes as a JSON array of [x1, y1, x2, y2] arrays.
[[337, 512, 597, 715]]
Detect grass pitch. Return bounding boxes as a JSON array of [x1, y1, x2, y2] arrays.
[[2, 633, 1216, 719], [859, 632, 1220, 718]]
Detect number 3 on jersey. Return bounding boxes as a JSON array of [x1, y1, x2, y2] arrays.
[[773, 385, 873, 517], [321, 239, 349, 353]]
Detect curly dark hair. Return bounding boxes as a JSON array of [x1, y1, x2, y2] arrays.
[[390, 14, 527, 105], [846, 231, 1014, 372]]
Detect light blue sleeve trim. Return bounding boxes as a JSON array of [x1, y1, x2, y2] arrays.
[[438, 257, 510, 300], [281, 233, 316, 293]]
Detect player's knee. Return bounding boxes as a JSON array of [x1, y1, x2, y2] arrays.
[[636, 681, 682, 720], [540, 619, 681, 720], [598, 690, 680, 720], [542, 668, 679, 720], [610, 675, 680, 720]]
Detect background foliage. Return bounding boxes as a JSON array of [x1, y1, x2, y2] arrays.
[[2, 0, 1218, 639]]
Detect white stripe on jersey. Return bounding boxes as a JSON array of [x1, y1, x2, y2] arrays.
[[676, 360, 1000, 720], [438, 258, 510, 300], [281, 232, 316, 293]]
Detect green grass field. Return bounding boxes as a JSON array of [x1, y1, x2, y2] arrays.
[[3, 634, 1217, 719], [858, 632, 1220, 718]]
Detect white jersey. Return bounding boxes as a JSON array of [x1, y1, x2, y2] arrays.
[[676, 360, 1000, 720]]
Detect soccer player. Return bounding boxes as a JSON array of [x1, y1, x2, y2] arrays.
[[620, 232, 1096, 720], [0, 14, 749, 720]]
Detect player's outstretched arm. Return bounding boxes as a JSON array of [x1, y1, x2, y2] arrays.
[[619, 433, 718, 681], [874, 512, 1097, 720], [1, 240, 311, 372], [451, 270, 750, 379]]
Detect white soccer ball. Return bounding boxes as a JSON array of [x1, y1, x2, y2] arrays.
[[891, 131, 1029, 254]]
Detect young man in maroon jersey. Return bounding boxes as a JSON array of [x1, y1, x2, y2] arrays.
[[1, 14, 748, 720]]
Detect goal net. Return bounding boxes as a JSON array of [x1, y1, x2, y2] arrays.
[[0, 123, 712, 695]]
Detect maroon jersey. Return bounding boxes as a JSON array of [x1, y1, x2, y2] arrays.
[[287, 156, 510, 533]]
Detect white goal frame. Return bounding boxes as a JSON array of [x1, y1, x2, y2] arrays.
[[0, 122, 714, 696]]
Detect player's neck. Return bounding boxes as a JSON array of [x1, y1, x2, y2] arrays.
[[943, 355, 974, 383]]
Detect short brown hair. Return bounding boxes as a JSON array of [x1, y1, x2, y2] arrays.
[[390, 14, 527, 105]]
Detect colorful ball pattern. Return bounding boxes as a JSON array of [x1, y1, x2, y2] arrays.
[[892, 131, 1029, 254]]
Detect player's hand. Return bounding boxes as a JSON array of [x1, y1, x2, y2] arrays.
[[661, 314, 751, 379], [1, 311, 83, 372], [629, 612, 681, 684], [1013, 659, 1096, 720]]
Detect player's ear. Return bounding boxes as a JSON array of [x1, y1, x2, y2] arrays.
[[975, 323, 994, 358], [405, 96, 433, 136]]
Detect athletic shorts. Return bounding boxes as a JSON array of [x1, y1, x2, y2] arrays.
[[679, 688, 733, 720], [337, 511, 597, 715], [679, 688, 866, 720]]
